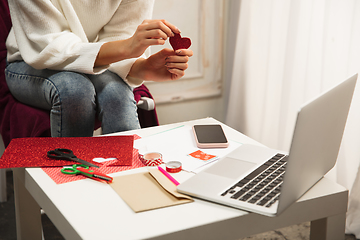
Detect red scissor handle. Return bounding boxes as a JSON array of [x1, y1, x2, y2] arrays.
[[77, 167, 113, 183]]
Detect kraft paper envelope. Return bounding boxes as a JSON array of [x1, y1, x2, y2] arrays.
[[110, 168, 193, 212]]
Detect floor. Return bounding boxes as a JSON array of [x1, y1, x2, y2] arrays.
[[0, 170, 358, 240]]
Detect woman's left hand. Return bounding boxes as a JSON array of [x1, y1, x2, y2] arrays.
[[129, 48, 193, 81]]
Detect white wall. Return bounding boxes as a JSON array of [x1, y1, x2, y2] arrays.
[[155, 95, 226, 125]]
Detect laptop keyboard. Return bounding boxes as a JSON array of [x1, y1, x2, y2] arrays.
[[221, 153, 287, 208]]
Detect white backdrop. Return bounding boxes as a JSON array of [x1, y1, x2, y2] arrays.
[[225, 0, 360, 237]]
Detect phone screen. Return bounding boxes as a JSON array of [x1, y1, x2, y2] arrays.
[[193, 125, 228, 148]]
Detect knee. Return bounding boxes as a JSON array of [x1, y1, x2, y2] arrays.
[[108, 83, 136, 109], [98, 78, 136, 107], [52, 72, 95, 105]]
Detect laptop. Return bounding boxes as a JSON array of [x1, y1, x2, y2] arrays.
[[178, 74, 358, 217]]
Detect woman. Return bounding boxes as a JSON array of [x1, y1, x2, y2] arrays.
[[5, 0, 193, 137]]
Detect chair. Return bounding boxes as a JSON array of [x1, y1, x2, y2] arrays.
[[0, 137, 5, 202], [0, 0, 158, 202]]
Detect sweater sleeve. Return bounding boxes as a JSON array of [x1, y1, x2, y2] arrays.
[[7, 0, 154, 79], [7, 0, 107, 74]]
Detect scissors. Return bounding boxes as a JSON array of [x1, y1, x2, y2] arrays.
[[47, 148, 99, 168], [61, 164, 113, 183]]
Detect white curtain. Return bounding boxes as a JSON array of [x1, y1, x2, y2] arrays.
[[225, 0, 360, 237]]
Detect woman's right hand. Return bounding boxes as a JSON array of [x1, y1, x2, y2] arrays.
[[94, 19, 180, 67], [125, 19, 181, 58]]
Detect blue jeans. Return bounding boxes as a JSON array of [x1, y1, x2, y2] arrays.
[[5, 61, 140, 137]]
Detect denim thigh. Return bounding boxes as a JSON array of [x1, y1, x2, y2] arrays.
[[5, 61, 97, 137], [5, 61, 140, 136]]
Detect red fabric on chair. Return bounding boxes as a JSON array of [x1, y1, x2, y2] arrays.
[[133, 84, 159, 128], [0, 0, 52, 148], [0, 0, 158, 148]]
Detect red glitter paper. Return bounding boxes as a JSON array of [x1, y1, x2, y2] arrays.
[[0, 135, 134, 169], [42, 148, 146, 184], [169, 33, 191, 51]]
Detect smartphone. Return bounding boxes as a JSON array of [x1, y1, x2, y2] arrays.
[[192, 124, 229, 148]]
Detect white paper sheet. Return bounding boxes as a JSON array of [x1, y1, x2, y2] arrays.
[[134, 125, 242, 172]]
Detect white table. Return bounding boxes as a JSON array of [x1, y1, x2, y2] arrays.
[[13, 118, 348, 240]]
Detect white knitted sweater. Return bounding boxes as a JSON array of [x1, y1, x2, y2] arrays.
[[6, 0, 154, 86]]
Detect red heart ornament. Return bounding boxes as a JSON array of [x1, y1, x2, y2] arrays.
[[169, 33, 191, 50]]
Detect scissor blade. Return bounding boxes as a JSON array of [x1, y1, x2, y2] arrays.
[[93, 174, 113, 183], [73, 158, 99, 168]]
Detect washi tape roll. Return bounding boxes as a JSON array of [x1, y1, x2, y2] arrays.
[[165, 161, 182, 173], [139, 152, 163, 166]]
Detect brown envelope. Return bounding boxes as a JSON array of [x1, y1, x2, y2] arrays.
[[110, 168, 193, 212]]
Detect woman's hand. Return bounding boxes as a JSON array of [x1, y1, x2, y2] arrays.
[[125, 19, 180, 59], [94, 19, 180, 67], [94, 18, 193, 81], [129, 48, 194, 81]]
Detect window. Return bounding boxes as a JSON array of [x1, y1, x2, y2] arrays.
[[147, 0, 224, 104]]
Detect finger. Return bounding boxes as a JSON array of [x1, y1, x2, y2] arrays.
[[175, 49, 194, 57], [137, 38, 166, 47], [167, 68, 185, 79], [147, 38, 167, 46], [156, 48, 176, 59], [165, 62, 189, 71], [143, 20, 177, 38], [165, 55, 189, 64], [145, 29, 169, 40], [160, 19, 181, 34]]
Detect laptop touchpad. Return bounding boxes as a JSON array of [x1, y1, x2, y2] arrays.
[[205, 157, 256, 180]]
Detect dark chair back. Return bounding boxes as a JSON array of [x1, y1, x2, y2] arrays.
[[0, 0, 51, 147]]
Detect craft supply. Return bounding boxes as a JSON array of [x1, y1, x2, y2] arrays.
[[42, 146, 145, 185], [157, 166, 180, 186], [48, 148, 99, 168], [169, 33, 191, 50], [61, 164, 113, 183], [189, 150, 217, 161], [0, 135, 134, 169], [110, 168, 193, 213], [165, 161, 182, 173], [139, 152, 163, 166]]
